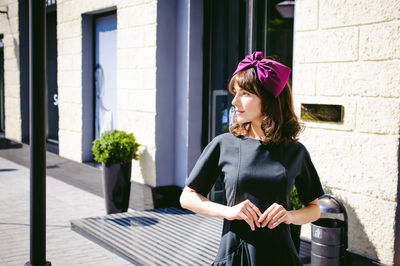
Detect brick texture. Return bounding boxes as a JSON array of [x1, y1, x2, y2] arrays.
[[293, 1, 400, 264], [56, 0, 158, 188]]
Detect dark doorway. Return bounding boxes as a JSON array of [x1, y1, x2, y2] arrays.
[[253, 0, 294, 68], [0, 40, 4, 134], [203, 0, 294, 203], [203, 0, 246, 147], [46, 9, 59, 154], [203, 0, 246, 204]]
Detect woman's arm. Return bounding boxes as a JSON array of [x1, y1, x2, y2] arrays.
[[288, 199, 320, 225], [179, 186, 229, 218], [180, 186, 263, 231]]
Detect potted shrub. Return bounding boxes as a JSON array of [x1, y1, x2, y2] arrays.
[[92, 130, 140, 214], [290, 185, 303, 253]]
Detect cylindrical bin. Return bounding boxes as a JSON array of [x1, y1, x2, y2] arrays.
[[311, 195, 348, 266]]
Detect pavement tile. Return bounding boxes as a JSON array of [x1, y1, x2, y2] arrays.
[[0, 157, 134, 265]]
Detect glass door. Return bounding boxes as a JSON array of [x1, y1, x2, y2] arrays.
[[94, 13, 117, 140]]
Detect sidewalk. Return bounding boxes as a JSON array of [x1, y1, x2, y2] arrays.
[[0, 140, 314, 266], [0, 157, 133, 266]]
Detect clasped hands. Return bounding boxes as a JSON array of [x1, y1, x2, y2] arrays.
[[224, 200, 294, 231]]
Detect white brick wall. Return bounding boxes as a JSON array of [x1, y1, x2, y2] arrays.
[[57, 0, 158, 186], [319, 0, 400, 29], [314, 61, 400, 97], [294, 0, 318, 31], [1, 0, 21, 141], [293, 1, 400, 264], [295, 28, 359, 63], [360, 21, 400, 60], [117, 1, 157, 28]]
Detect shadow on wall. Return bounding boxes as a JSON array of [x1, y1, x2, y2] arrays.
[[13, 38, 19, 70], [138, 147, 156, 186], [323, 187, 379, 263], [3, 8, 20, 71]]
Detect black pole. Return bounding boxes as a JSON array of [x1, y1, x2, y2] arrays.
[[25, 0, 51, 265]]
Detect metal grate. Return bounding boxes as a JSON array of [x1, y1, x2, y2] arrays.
[[71, 207, 312, 265], [71, 207, 223, 266]]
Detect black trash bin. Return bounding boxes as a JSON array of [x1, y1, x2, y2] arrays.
[[311, 194, 348, 266]]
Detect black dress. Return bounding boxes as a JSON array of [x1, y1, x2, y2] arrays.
[[185, 133, 325, 266]]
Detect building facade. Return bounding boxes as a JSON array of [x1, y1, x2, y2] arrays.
[[0, 0, 399, 265], [293, 1, 400, 265]]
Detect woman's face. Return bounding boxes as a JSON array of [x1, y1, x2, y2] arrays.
[[231, 83, 264, 125]]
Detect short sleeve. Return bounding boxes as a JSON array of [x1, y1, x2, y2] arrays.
[[185, 137, 221, 197], [294, 147, 325, 205]]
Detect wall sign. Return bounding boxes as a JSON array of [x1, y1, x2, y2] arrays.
[[301, 104, 344, 123]]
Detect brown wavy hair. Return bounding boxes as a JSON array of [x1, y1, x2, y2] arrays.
[[228, 67, 303, 144]]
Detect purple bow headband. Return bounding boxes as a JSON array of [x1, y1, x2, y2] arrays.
[[232, 52, 291, 98]]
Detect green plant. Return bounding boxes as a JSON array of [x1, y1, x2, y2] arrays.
[[92, 130, 140, 166], [290, 185, 302, 210]]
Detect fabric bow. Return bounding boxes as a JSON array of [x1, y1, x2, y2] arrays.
[[232, 51, 291, 98]]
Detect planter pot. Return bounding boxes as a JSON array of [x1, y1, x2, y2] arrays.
[[102, 162, 132, 214], [290, 224, 302, 254]]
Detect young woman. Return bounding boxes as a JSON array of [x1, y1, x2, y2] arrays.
[[180, 52, 324, 265]]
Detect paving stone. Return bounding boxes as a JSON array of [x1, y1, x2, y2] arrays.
[[0, 157, 134, 265]]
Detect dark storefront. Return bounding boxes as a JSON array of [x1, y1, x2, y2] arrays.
[[18, 0, 59, 153], [202, 0, 294, 203], [0, 35, 4, 134], [46, 2, 59, 153]]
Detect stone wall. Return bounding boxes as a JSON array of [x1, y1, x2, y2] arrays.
[[57, 0, 157, 185], [0, 0, 21, 141], [293, 0, 400, 264]]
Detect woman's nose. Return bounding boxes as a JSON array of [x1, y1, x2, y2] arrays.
[[231, 95, 239, 107]]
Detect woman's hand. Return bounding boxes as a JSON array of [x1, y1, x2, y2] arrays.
[[224, 200, 263, 231], [258, 203, 294, 229]]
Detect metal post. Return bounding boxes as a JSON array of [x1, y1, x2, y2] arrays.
[[25, 0, 51, 265], [246, 0, 254, 54]]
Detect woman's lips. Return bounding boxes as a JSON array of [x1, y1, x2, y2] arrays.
[[236, 110, 244, 114]]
